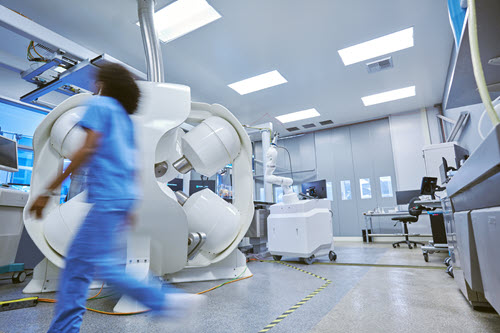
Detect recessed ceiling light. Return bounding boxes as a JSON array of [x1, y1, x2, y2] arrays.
[[137, 0, 221, 43], [276, 108, 320, 123], [228, 70, 287, 95], [361, 86, 416, 106], [338, 27, 414, 66]]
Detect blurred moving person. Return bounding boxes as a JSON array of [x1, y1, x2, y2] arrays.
[[29, 63, 205, 333]]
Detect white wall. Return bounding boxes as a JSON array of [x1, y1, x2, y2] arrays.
[[388, 108, 447, 236], [389, 110, 428, 191]]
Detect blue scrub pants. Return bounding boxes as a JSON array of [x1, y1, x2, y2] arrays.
[[48, 200, 167, 332]]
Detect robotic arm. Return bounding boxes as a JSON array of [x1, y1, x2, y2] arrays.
[[265, 136, 298, 204]]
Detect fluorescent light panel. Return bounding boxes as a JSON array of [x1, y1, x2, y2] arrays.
[[338, 27, 414, 66], [228, 70, 287, 95], [362, 86, 416, 106], [138, 0, 221, 43], [276, 108, 320, 123]]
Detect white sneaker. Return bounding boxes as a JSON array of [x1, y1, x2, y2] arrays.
[[163, 293, 207, 320]]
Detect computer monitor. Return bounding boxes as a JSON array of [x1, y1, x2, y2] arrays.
[[420, 177, 439, 199], [166, 178, 183, 192], [301, 180, 327, 199], [395, 190, 421, 205], [189, 180, 216, 195], [0, 135, 18, 172]]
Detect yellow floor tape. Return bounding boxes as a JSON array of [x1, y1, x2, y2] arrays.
[[256, 259, 445, 332], [257, 261, 332, 333]]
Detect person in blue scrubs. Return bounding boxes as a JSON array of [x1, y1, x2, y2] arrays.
[[30, 63, 204, 332]]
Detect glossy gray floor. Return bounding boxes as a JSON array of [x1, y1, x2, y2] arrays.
[[1, 242, 499, 333]]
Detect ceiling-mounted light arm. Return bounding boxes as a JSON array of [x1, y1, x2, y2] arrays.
[[137, 0, 165, 82]]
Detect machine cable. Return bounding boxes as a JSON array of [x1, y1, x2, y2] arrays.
[[36, 271, 253, 316], [276, 145, 294, 181]]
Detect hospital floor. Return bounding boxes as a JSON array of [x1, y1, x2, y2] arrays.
[[1, 242, 500, 333]]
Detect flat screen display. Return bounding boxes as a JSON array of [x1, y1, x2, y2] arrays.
[[189, 180, 216, 195], [301, 180, 327, 199], [395, 190, 421, 205], [0, 135, 18, 172], [167, 178, 183, 191]]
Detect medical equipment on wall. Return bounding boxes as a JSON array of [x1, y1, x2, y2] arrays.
[[22, 83, 255, 313], [445, 124, 500, 311], [265, 135, 336, 264]]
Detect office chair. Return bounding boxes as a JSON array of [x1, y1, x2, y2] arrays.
[[392, 197, 426, 249]]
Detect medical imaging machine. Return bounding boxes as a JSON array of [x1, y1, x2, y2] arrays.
[[20, 0, 254, 313]]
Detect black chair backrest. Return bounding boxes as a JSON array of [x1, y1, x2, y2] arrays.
[[408, 196, 423, 217]]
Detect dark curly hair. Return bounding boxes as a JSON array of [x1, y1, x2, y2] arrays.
[[96, 63, 140, 114]]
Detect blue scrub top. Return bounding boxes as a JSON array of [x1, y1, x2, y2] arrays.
[[78, 96, 139, 202]]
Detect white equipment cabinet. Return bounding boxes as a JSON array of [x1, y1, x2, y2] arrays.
[[422, 142, 468, 184], [0, 188, 29, 267], [267, 199, 336, 264]]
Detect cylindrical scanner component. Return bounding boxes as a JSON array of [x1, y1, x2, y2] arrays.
[[177, 117, 240, 177], [154, 161, 169, 178], [183, 189, 240, 254], [175, 191, 189, 206], [173, 156, 193, 174]]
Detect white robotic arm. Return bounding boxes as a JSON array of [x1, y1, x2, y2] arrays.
[[265, 138, 299, 204]]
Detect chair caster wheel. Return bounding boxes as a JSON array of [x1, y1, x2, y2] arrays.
[[392, 244, 397, 248], [329, 251, 337, 261], [423, 253, 429, 262]]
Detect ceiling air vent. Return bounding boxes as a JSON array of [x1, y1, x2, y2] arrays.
[[319, 120, 334, 126], [303, 123, 316, 129], [366, 57, 393, 73], [286, 127, 300, 132]]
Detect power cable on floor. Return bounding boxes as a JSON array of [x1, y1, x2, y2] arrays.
[[36, 269, 253, 316]]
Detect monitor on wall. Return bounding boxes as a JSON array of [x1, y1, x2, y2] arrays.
[[0, 135, 18, 173]]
